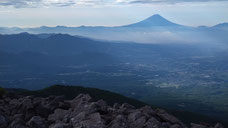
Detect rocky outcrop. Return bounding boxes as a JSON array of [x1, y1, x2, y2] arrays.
[[0, 93, 224, 128]]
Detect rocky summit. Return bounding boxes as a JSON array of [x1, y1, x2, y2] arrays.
[[0, 93, 224, 128]]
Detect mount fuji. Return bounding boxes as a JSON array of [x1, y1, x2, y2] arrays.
[[123, 14, 182, 27]]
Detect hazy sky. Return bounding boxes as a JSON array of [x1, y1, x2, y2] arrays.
[[0, 0, 228, 27]]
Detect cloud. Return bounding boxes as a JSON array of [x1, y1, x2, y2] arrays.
[[0, 0, 76, 8], [0, 0, 42, 8], [42, 0, 76, 7], [0, 0, 111, 8], [0, 0, 227, 8], [127, 0, 228, 4]]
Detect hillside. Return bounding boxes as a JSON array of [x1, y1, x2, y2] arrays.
[[2, 85, 227, 127]]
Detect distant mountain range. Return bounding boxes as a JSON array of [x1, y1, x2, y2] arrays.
[[1, 14, 228, 43]]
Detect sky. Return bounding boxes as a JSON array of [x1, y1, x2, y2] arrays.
[[0, 0, 228, 27]]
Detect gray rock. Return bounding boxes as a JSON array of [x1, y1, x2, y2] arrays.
[[21, 98, 33, 110], [9, 99, 20, 106], [131, 116, 146, 128], [70, 101, 97, 118], [33, 97, 43, 106], [70, 112, 104, 128], [117, 103, 135, 115], [107, 115, 127, 128], [144, 117, 161, 128], [121, 103, 135, 109], [4, 97, 11, 103], [47, 96, 65, 111], [35, 103, 53, 118], [140, 106, 156, 117], [49, 122, 72, 128], [70, 111, 87, 122], [113, 103, 121, 110], [170, 124, 182, 128], [128, 111, 143, 122], [0, 115, 7, 127], [156, 109, 184, 127], [95, 99, 108, 113], [48, 109, 70, 122], [190, 123, 207, 128], [9, 114, 26, 128], [58, 101, 70, 110], [24, 109, 35, 121], [27, 116, 47, 128], [161, 122, 171, 128], [214, 123, 223, 128], [70, 94, 91, 108]]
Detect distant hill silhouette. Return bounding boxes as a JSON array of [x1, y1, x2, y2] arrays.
[[1, 14, 228, 43]]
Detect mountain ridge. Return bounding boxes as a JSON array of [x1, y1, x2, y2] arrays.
[[0, 14, 226, 30], [213, 22, 228, 28]]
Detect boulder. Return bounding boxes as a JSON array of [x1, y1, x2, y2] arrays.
[[0, 115, 7, 127], [161, 122, 172, 128], [156, 109, 184, 127], [70, 101, 97, 118], [170, 124, 182, 128], [130, 116, 146, 128], [9, 99, 20, 106], [107, 114, 127, 128], [70, 112, 104, 128], [140, 106, 156, 117], [190, 123, 207, 128], [214, 123, 223, 128], [27, 116, 47, 128], [144, 117, 161, 128], [35, 103, 53, 118], [95, 99, 108, 113], [58, 101, 70, 110], [117, 103, 135, 115], [49, 122, 72, 128], [113, 103, 121, 110], [128, 111, 143, 122], [33, 97, 43, 106], [9, 114, 26, 128], [21, 97, 33, 110], [47, 96, 65, 111], [48, 109, 70, 122], [70, 94, 91, 108]]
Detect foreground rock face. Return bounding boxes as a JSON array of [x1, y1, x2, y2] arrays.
[[0, 93, 223, 128]]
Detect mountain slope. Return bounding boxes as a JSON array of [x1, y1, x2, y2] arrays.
[[0, 33, 110, 55], [213, 22, 228, 28], [2, 85, 226, 127], [123, 14, 182, 27]]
